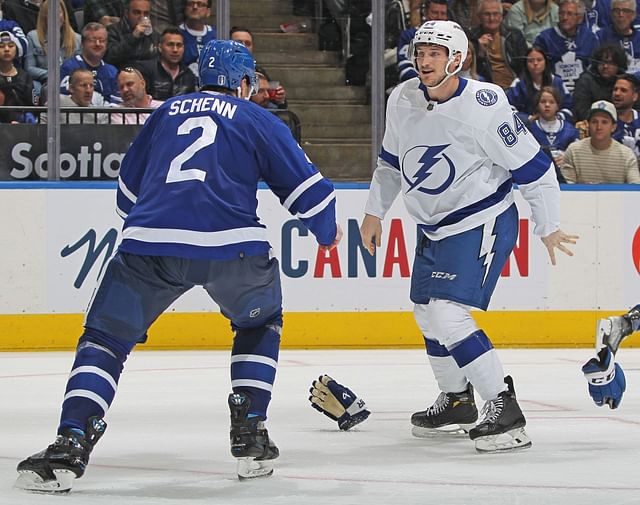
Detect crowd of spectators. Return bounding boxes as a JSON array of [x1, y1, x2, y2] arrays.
[[0, 0, 286, 128], [394, 0, 640, 183]]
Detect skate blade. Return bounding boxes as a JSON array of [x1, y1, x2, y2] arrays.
[[15, 469, 75, 493], [236, 457, 274, 480], [474, 427, 532, 453], [411, 422, 475, 438]]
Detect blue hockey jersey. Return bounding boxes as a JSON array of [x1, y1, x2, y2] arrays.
[[614, 109, 640, 155], [506, 74, 574, 120], [397, 27, 418, 83], [533, 26, 598, 91], [529, 118, 579, 153], [179, 24, 217, 67], [584, 0, 612, 34], [60, 55, 120, 103], [116, 91, 337, 259], [597, 26, 640, 73]]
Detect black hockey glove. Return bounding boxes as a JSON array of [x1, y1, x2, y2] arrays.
[[309, 375, 370, 430]]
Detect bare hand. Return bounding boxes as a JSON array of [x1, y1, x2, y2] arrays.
[[541, 229, 579, 266], [319, 223, 343, 252], [133, 21, 148, 38], [360, 214, 382, 256], [477, 34, 493, 55], [273, 86, 286, 104]]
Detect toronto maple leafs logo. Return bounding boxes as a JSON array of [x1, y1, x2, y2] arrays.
[[476, 89, 498, 106], [401, 144, 455, 195]]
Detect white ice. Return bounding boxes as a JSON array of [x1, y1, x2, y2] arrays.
[[1, 349, 639, 505]]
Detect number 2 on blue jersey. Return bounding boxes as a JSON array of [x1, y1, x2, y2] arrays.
[[166, 116, 218, 184]]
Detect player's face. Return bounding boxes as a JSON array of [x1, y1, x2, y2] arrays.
[[127, 0, 151, 27], [83, 28, 108, 61], [537, 91, 559, 121], [415, 44, 451, 87], [611, 2, 635, 32], [558, 4, 582, 34], [0, 41, 17, 62], [526, 49, 546, 77], [425, 3, 448, 21], [118, 71, 146, 104], [588, 112, 616, 141], [612, 79, 638, 109], [185, 0, 210, 22], [160, 34, 185, 64], [231, 31, 253, 53], [70, 73, 94, 107]]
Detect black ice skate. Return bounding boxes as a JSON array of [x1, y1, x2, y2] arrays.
[[229, 392, 279, 480], [15, 417, 107, 493], [411, 383, 478, 437], [468, 376, 532, 453]]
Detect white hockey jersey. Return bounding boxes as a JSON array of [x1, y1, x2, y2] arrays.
[[365, 77, 560, 240]]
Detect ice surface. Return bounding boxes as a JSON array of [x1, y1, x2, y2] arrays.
[[1, 349, 639, 505]]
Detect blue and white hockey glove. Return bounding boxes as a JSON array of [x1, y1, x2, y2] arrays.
[[309, 375, 370, 430], [582, 346, 626, 409]]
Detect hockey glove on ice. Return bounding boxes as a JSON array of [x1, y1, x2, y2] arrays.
[[582, 346, 626, 409], [309, 375, 370, 430]]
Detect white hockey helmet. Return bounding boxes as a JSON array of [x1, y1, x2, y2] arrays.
[[409, 20, 468, 76]]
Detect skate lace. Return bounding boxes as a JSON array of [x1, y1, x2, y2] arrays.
[[426, 392, 450, 416], [479, 396, 504, 424]]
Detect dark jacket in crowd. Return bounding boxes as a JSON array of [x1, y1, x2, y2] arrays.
[[470, 24, 528, 85], [572, 67, 621, 121], [135, 57, 197, 101], [105, 16, 160, 69]]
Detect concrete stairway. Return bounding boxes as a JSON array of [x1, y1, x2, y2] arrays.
[[221, 0, 373, 181]]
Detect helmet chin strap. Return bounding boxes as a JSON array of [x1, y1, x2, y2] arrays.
[[426, 56, 460, 93]]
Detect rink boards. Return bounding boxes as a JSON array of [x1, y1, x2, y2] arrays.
[[1, 183, 639, 350]]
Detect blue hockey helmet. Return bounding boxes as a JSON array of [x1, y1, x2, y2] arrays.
[[198, 40, 257, 95]]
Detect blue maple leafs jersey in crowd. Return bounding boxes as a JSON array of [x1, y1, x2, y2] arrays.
[[397, 27, 418, 82], [179, 24, 217, 67], [60, 55, 121, 103], [614, 109, 640, 155], [533, 26, 598, 92], [365, 77, 560, 240], [506, 74, 574, 120], [529, 118, 579, 153], [597, 26, 640, 73], [584, 0, 612, 34], [116, 90, 337, 259]]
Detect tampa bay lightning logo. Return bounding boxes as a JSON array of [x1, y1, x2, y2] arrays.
[[476, 89, 498, 106], [401, 144, 455, 195]]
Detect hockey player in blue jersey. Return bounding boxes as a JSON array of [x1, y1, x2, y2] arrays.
[[582, 305, 640, 409], [360, 20, 578, 453], [15, 39, 342, 492]]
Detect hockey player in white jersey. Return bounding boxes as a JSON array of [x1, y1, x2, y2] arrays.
[[582, 305, 640, 409], [360, 20, 578, 453], [14, 40, 342, 492]]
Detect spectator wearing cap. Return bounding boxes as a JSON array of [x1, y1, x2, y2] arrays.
[[179, 0, 216, 78], [60, 22, 120, 104], [0, 29, 35, 122], [562, 100, 640, 183], [0, 14, 28, 63], [134, 27, 196, 101], [111, 66, 162, 124]]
